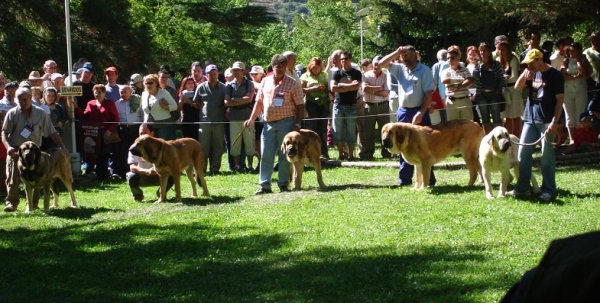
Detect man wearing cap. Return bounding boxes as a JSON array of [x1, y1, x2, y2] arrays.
[[513, 49, 564, 201], [0, 82, 18, 121], [379, 45, 436, 187], [28, 71, 42, 87], [130, 73, 144, 95], [3, 87, 69, 212], [73, 63, 96, 109], [359, 55, 390, 160], [225, 61, 256, 172], [243, 54, 304, 194], [193, 64, 226, 174], [105, 67, 121, 102]]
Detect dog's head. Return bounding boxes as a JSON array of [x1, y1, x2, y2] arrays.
[[129, 135, 165, 163], [281, 131, 303, 159], [381, 122, 410, 154], [17, 141, 41, 171], [489, 126, 512, 155]]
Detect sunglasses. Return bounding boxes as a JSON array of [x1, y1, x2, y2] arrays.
[[144, 82, 155, 85]]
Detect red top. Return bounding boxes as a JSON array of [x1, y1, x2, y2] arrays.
[[574, 126, 599, 147], [75, 98, 119, 132]]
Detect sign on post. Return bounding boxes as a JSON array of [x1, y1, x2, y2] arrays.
[[60, 86, 82, 97]]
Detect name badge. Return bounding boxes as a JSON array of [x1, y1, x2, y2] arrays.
[[536, 88, 544, 99], [20, 125, 33, 139], [274, 93, 284, 107]]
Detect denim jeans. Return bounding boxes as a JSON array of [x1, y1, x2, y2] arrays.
[[515, 122, 556, 196], [259, 117, 295, 190], [396, 106, 436, 186], [476, 92, 502, 125], [332, 103, 357, 144]]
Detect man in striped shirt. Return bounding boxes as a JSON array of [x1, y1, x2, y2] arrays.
[[244, 54, 304, 195]]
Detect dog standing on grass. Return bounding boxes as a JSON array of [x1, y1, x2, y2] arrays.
[[17, 141, 77, 213], [479, 126, 540, 199], [281, 129, 326, 190]]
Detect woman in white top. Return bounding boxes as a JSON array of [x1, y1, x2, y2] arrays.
[[442, 45, 474, 121], [561, 42, 592, 145], [141, 74, 178, 140], [497, 41, 524, 136]]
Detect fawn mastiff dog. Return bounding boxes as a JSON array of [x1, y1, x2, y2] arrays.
[[281, 129, 326, 190], [129, 135, 209, 203], [381, 119, 483, 189], [17, 141, 77, 213], [479, 126, 540, 199]]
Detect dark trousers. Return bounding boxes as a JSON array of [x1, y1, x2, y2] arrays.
[[396, 106, 436, 186], [306, 101, 330, 157]]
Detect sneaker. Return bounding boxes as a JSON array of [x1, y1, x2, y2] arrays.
[[3, 203, 16, 212], [254, 187, 273, 195], [233, 165, 241, 172], [133, 195, 144, 202], [279, 186, 290, 192], [507, 189, 531, 198], [539, 192, 554, 201]]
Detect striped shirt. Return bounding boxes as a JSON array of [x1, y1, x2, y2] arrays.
[[363, 70, 389, 103], [257, 74, 304, 122], [442, 66, 472, 99]]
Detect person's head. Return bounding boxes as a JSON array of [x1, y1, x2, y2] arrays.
[[30, 86, 42, 101], [178, 67, 187, 79], [93, 84, 106, 101], [249, 65, 266, 83], [4, 81, 18, 100], [282, 51, 297, 72], [157, 70, 170, 88], [400, 46, 417, 66], [231, 61, 246, 81], [541, 40, 554, 53], [494, 35, 508, 49], [447, 45, 461, 66], [139, 123, 155, 137], [28, 71, 42, 87], [224, 68, 234, 82], [521, 49, 545, 72], [191, 61, 203, 82], [15, 87, 32, 110], [478, 42, 493, 63], [466, 45, 480, 64], [436, 49, 448, 62], [130, 73, 143, 87], [340, 51, 353, 69], [270, 54, 288, 77], [590, 31, 600, 51], [361, 58, 373, 72], [43, 60, 58, 75], [497, 41, 513, 60], [580, 113, 593, 128], [372, 55, 384, 75], [143, 74, 159, 93], [569, 42, 583, 58], [555, 37, 569, 55], [306, 57, 324, 76], [179, 76, 195, 94], [119, 85, 133, 101], [51, 73, 64, 89], [330, 49, 343, 68], [205, 64, 219, 84], [43, 87, 58, 105], [528, 31, 542, 49], [105, 66, 118, 85], [79, 67, 94, 83]]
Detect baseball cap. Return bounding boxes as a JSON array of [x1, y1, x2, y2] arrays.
[[224, 68, 232, 78], [105, 66, 118, 74], [205, 64, 219, 73], [231, 61, 245, 71], [250, 66, 265, 75], [82, 62, 94, 73], [521, 49, 543, 64], [5, 81, 18, 89], [28, 71, 42, 80], [130, 73, 143, 84]]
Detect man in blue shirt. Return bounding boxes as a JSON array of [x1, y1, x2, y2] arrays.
[[380, 45, 436, 187]]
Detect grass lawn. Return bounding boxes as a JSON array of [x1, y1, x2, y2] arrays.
[[1, 161, 599, 302]]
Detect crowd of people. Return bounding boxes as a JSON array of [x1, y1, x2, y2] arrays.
[[1, 29, 600, 206]]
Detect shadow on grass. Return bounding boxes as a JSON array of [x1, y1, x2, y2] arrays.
[[324, 183, 393, 192], [0, 223, 512, 303], [430, 184, 483, 195], [50, 206, 121, 219]]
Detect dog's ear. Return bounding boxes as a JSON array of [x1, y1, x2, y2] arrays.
[[281, 138, 287, 153], [488, 136, 494, 146]]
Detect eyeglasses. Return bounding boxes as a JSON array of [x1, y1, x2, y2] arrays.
[[144, 82, 155, 85]]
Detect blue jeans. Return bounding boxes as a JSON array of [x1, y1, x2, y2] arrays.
[[476, 92, 502, 125], [332, 103, 357, 144], [155, 124, 177, 141], [259, 117, 295, 190], [515, 123, 556, 196], [396, 106, 436, 186]]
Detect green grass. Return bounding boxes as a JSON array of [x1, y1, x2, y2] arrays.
[[1, 163, 599, 302]]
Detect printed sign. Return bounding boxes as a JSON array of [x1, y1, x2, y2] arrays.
[[60, 86, 83, 96]]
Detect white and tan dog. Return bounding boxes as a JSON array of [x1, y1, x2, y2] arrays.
[[479, 126, 540, 199]]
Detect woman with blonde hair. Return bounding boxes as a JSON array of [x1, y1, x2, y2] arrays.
[[141, 74, 178, 140]]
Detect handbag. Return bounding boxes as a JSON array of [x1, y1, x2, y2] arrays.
[[431, 90, 446, 110], [104, 131, 121, 144]]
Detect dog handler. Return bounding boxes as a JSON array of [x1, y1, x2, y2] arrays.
[[513, 49, 564, 201], [2, 87, 69, 212]]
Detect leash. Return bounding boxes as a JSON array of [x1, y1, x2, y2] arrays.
[[512, 130, 560, 147], [232, 124, 249, 146]]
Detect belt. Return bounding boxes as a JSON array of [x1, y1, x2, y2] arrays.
[[481, 89, 495, 93], [448, 96, 470, 101], [366, 101, 389, 106]]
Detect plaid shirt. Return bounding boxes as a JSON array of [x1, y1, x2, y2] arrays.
[[257, 74, 303, 122], [362, 70, 389, 103]]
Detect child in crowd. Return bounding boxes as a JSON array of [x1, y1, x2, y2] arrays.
[[561, 113, 599, 154]]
